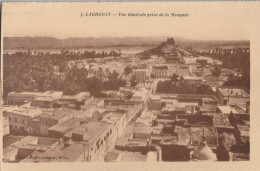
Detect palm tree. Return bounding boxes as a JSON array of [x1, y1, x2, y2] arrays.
[[97, 67, 105, 89]]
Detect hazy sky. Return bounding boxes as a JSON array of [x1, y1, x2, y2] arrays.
[[2, 2, 259, 40]]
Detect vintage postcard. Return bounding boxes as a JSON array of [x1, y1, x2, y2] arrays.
[[1, 1, 260, 170]]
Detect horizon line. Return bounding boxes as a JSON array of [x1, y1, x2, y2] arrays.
[[3, 36, 250, 42]]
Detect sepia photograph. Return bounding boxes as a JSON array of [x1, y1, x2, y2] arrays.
[[1, 2, 258, 166]]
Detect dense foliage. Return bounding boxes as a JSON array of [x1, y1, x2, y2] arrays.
[[3, 50, 124, 97], [198, 48, 250, 90], [212, 66, 222, 77], [156, 80, 212, 94], [124, 66, 133, 75]]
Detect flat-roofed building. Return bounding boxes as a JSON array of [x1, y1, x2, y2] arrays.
[[48, 118, 83, 138], [31, 96, 57, 108], [196, 56, 214, 65], [131, 87, 150, 105], [180, 76, 203, 85], [3, 136, 59, 162], [216, 87, 250, 105], [19, 113, 126, 162], [4, 106, 42, 134], [152, 65, 169, 78], [58, 92, 90, 104], [39, 109, 74, 135], [216, 105, 240, 115], [6, 91, 63, 106], [134, 69, 147, 82], [6, 92, 36, 106], [183, 57, 197, 64], [212, 113, 233, 131], [84, 99, 104, 109], [54, 113, 127, 162], [234, 124, 250, 143], [3, 117, 10, 136], [203, 75, 220, 87], [133, 126, 153, 140], [148, 95, 161, 111], [104, 150, 158, 162], [229, 112, 250, 126], [189, 126, 218, 148], [100, 113, 127, 140], [79, 99, 105, 113]]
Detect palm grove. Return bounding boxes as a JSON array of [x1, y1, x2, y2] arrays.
[[3, 50, 125, 97]]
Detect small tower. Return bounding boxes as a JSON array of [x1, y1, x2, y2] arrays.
[[167, 38, 175, 45]]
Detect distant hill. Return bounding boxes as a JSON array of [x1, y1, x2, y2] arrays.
[[3, 36, 169, 50], [176, 39, 250, 50], [137, 38, 193, 57], [3, 37, 63, 50], [3, 36, 250, 50]]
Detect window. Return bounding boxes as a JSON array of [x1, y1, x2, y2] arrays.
[[194, 141, 199, 145], [96, 141, 100, 149], [43, 101, 51, 105], [14, 118, 17, 122], [9, 117, 11, 121], [20, 127, 24, 131]]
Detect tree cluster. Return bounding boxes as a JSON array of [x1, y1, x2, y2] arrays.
[[157, 81, 212, 95], [3, 50, 124, 97], [198, 48, 250, 90]]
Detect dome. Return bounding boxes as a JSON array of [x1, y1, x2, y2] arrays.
[[192, 141, 217, 161]]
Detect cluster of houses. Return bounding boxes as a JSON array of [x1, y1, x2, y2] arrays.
[[2, 38, 250, 162], [2, 90, 147, 162]]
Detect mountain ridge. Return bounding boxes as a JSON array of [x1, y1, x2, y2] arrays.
[[3, 36, 250, 50]]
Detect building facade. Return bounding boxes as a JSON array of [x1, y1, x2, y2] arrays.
[[152, 66, 169, 78]]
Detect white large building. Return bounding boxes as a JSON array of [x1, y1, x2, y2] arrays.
[[151, 65, 169, 78]]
